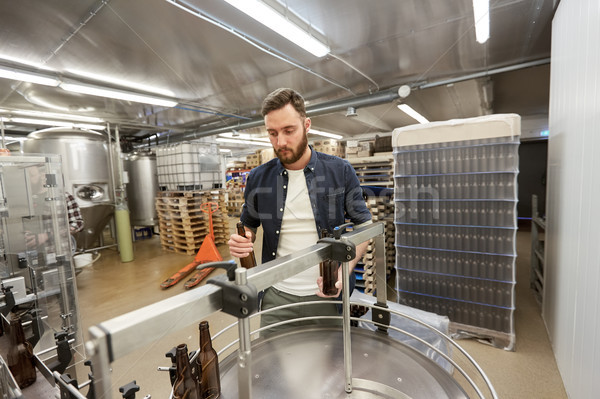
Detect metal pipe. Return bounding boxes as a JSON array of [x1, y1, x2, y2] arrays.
[[341, 260, 353, 393], [106, 122, 117, 207], [374, 232, 387, 306], [156, 89, 402, 144], [418, 58, 550, 90], [236, 268, 253, 399]]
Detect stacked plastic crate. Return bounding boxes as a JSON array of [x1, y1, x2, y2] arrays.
[[392, 114, 520, 350]]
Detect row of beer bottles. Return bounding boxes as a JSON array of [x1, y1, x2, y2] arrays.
[[172, 321, 220, 399]]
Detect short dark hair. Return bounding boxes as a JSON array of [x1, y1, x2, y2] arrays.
[[261, 88, 307, 118]]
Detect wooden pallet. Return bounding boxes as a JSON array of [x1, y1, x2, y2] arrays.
[[449, 321, 515, 351], [157, 189, 230, 248], [350, 156, 394, 187]]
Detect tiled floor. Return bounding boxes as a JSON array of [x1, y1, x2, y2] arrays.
[[74, 220, 567, 398]]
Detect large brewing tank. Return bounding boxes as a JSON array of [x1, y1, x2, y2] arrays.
[[123, 150, 158, 226], [23, 127, 114, 249]]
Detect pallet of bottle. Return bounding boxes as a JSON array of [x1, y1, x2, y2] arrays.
[[396, 267, 515, 307], [395, 246, 515, 282], [400, 291, 515, 349], [395, 199, 517, 227], [393, 137, 519, 176], [394, 171, 517, 201], [395, 223, 516, 255]]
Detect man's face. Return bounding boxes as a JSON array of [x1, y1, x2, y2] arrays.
[[265, 103, 310, 166]]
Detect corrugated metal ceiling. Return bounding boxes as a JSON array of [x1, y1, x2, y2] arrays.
[[0, 0, 554, 146]]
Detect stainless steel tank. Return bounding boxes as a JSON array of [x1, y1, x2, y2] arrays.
[[23, 127, 114, 249], [124, 150, 158, 226]]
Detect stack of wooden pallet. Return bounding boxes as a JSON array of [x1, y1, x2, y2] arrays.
[[226, 188, 244, 217], [359, 196, 395, 295], [156, 189, 229, 255], [349, 154, 394, 190]]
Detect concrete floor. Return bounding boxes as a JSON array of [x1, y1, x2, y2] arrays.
[[73, 220, 567, 398]]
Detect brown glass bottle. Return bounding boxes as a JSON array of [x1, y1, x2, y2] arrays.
[[197, 321, 221, 399], [7, 317, 37, 388], [236, 222, 257, 269], [173, 344, 200, 399], [319, 229, 339, 296]]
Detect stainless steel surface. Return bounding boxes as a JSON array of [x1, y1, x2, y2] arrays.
[[22, 127, 114, 249], [123, 151, 158, 226], [0, 0, 553, 143], [342, 261, 353, 393], [87, 222, 385, 397], [235, 268, 253, 399], [217, 326, 468, 399], [374, 229, 387, 306]]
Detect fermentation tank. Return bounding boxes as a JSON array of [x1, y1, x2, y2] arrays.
[[23, 127, 114, 249], [124, 150, 158, 226]]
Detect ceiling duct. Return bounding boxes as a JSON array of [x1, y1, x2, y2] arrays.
[[156, 87, 403, 145]]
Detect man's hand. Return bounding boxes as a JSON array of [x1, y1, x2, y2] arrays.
[[316, 265, 342, 298], [228, 230, 254, 259]]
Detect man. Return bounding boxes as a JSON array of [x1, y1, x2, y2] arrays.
[[228, 88, 372, 333]]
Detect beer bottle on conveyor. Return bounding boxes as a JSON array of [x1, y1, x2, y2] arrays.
[[236, 222, 257, 269], [173, 344, 200, 399], [198, 321, 221, 399], [320, 229, 339, 296], [7, 317, 37, 388]]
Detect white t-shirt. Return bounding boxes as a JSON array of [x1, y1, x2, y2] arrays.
[[273, 168, 320, 296]]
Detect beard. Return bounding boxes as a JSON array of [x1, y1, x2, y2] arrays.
[[275, 126, 309, 166]]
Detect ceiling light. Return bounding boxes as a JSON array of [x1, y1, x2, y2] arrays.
[[0, 109, 104, 123], [219, 148, 232, 153], [473, 0, 490, 44], [10, 117, 106, 131], [309, 129, 343, 140], [219, 132, 269, 142], [60, 82, 178, 107], [397, 104, 429, 124], [65, 68, 176, 97], [216, 137, 272, 147], [0, 66, 60, 87], [222, 0, 330, 57]]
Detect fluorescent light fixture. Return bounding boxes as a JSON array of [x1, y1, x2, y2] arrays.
[[216, 137, 272, 147], [219, 148, 232, 153], [222, 0, 330, 57], [473, 0, 490, 44], [397, 104, 429, 124], [0, 66, 60, 87], [0, 109, 104, 123], [60, 82, 178, 107], [309, 129, 343, 140], [65, 69, 176, 97], [10, 117, 105, 130], [219, 132, 269, 142]]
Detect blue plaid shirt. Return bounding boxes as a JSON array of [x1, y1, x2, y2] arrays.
[[240, 146, 372, 264]]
